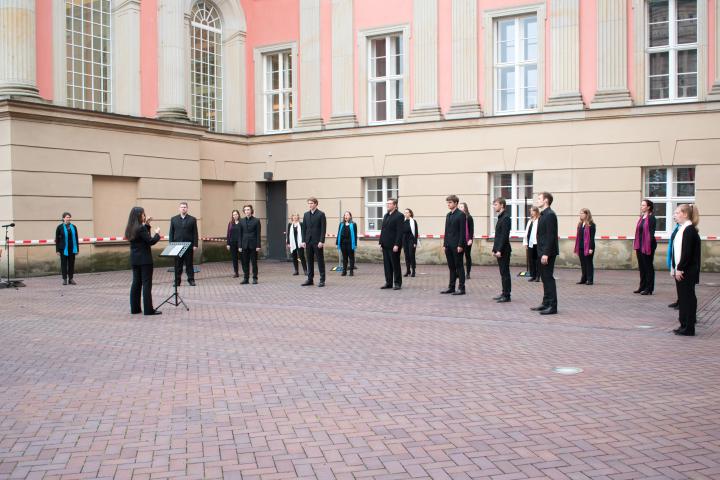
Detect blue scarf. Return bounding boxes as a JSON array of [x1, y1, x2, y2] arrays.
[[63, 224, 78, 256], [666, 223, 679, 269], [337, 222, 357, 250]]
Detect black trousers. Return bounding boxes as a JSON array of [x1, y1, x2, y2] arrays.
[[402, 238, 416, 273], [241, 249, 258, 280], [60, 253, 76, 280], [636, 250, 655, 292], [130, 264, 154, 314], [175, 249, 194, 283], [497, 252, 511, 296], [540, 255, 557, 308], [526, 246, 538, 278], [579, 252, 594, 283], [291, 248, 307, 273], [340, 242, 355, 272], [382, 247, 402, 287], [445, 247, 465, 290], [464, 243, 473, 275], [676, 277, 697, 332], [306, 242, 325, 282], [229, 241, 239, 274]]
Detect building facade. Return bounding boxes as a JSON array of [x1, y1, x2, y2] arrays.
[[1, 0, 719, 275]]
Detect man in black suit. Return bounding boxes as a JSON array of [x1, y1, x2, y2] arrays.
[[379, 198, 404, 290], [169, 201, 199, 286], [441, 195, 466, 295], [531, 192, 559, 315], [239, 204, 261, 284], [492, 198, 512, 302], [301, 197, 327, 287]]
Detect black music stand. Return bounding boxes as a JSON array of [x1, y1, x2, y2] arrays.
[[156, 242, 191, 311], [1, 224, 25, 289]]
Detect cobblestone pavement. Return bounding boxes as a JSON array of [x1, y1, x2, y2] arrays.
[[1, 261, 720, 480]]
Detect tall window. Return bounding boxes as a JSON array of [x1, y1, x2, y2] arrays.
[[365, 177, 399, 232], [495, 15, 538, 114], [264, 51, 293, 132], [191, 1, 223, 132], [368, 35, 404, 123], [65, 0, 111, 112], [491, 172, 533, 234], [647, 0, 698, 101], [644, 167, 695, 234]]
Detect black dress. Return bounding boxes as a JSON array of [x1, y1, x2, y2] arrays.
[[129, 224, 160, 314]]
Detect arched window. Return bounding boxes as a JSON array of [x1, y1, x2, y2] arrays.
[[190, 1, 223, 132], [65, 0, 112, 111]]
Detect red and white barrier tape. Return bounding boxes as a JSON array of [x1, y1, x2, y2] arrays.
[[2, 234, 717, 246]]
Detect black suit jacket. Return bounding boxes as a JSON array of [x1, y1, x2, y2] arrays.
[[379, 209, 404, 249], [302, 209, 326, 245], [402, 218, 419, 244], [227, 221, 241, 244], [537, 207, 559, 257], [286, 222, 303, 244], [130, 225, 160, 266], [55, 223, 79, 255], [675, 225, 701, 284], [466, 215, 474, 242], [169, 214, 198, 247], [576, 223, 596, 252], [492, 210, 512, 254], [239, 216, 261, 249], [444, 209, 466, 249]]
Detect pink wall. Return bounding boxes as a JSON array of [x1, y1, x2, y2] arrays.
[[141, 0, 158, 118], [36, 0, 53, 101]]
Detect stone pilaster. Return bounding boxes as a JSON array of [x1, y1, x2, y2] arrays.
[[545, 0, 584, 111], [223, 31, 247, 134], [409, 0, 442, 121], [157, 0, 189, 121], [296, 0, 324, 131], [709, 1, 720, 100], [447, 0, 482, 119], [112, 0, 141, 116], [0, 0, 40, 99], [591, 0, 632, 108], [327, 0, 357, 129]]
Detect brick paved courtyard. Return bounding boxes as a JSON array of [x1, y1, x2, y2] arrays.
[[1, 261, 720, 480]]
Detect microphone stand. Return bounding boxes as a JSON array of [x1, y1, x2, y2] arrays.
[[1, 224, 25, 289]]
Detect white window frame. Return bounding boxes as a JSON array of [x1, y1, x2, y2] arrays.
[[643, 166, 696, 236], [64, 0, 112, 112], [490, 172, 534, 236], [365, 177, 399, 233], [263, 50, 294, 133], [367, 34, 405, 124], [190, 1, 224, 132], [357, 24, 410, 126], [645, 0, 699, 103], [483, 4, 546, 116], [253, 42, 298, 135], [494, 14, 539, 115]]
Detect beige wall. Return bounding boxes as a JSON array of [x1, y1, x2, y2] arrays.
[[2, 99, 719, 275]]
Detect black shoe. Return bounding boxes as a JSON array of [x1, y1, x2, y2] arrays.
[[131, 310, 141, 315], [527, 277, 536, 282], [641, 290, 653, 295], [539, 307, 557, 315], [349, 270, 354, 277], [496, 296, 511, 303], [252, 279, 258, 284], [62, 279, 68, 285], [672, 327, 682, 333], [341, 271, 347, 277], [440, 288, 455, 294], [675, 329, 695, 336], [380, 284, 392, 289], [393, 285, 401, 290], [633, 288, 643, 294], [576, 280, 586, 284], [233, 273, 239, 278], [586, 281, 593, 285], [492, 294, 504, 301], [174, 281, 181, 287], [240, 279, 249, 285], [411, 271, 415, 277], [534, 278, 541, 282], [668, 302, 679, 308], [404, 272, 410, 277], [293, 271, 299, 276], [68, 279, 76, 285], [530, 305, 548, 311], [318, 281, 325, 287], [145, 310, 162, 316], [188, 280, 196, 286], [466, 273, 471, 279], [301, 280, 313, 286], [452, 290, 466, 295]]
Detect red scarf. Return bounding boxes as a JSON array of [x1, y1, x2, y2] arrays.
[[574, 224, 591, 256], [633, 215, 652, 255]]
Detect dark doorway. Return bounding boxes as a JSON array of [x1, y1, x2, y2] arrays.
[[265, 181, 287, 260]]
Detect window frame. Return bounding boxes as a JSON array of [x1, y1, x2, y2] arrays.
[[263, 50, 294, 133], [364, 177, 399, 233], [367, 33, 405, 125], [190, 0, 224, 133], [490, 171, 534, 236], [493, 14, 539, 115], [253, 42, 298, 135], [643, 166, 696, 236]]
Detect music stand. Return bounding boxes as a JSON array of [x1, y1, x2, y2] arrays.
[[156, 242, 191, 311], [1, 224, 25, 289]]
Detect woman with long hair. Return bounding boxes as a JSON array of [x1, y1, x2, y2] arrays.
[[125, 207, 161, 315], [226, 209, 241, 277], [574, 208, 596, 285], [671, 204, 701, 336], [402, 208, 419, 277], [287, 213, 307, 276], [633, 199, 657, 295], [336, 211, 357, 276], [522, 206, 540, 281], [458, 202, 474, 278]]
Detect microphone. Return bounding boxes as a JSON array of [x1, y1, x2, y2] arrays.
[[1, 223, 14, 228]]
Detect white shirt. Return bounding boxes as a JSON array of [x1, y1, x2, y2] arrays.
[[523, 218, 538, 247], [672, 220, 692, 273]]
